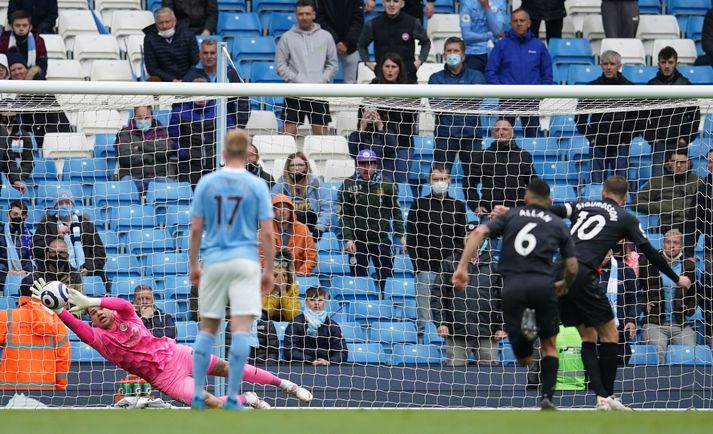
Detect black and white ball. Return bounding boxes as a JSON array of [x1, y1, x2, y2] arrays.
[[40, 281, 70, 310]]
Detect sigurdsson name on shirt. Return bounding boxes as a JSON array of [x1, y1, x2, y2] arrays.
[[519, 209, 552, 222], [575, 201, 619, 221]]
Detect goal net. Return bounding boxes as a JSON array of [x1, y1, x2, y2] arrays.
[[0, 81, 711, 409]]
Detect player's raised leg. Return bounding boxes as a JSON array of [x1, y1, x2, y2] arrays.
[[211, 360, 313, 402]]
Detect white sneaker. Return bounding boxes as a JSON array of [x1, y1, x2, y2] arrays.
[[280, 380, 313, 402], [596, 396, 612, 411], [242, 391, 271, 409], [606, 395, 633, 411]]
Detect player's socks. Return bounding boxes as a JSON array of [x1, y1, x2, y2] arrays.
[[581, 341, 609, 398], [597, 343, 619, 397], [279, 380, 314, 402], [192, 331, 216, 406], [243, 364, 282, 387], [227, 332, 251, 403], [539, 356, 559, 403]]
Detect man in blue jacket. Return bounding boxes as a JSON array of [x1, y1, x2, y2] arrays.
[[428, 37, 485, 213], [485, 8, 553, 137]]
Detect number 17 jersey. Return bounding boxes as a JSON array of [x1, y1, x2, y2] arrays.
[[485, 205, 576, 279]]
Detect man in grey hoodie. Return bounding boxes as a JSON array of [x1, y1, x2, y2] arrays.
[[275, 0, 338, 137]]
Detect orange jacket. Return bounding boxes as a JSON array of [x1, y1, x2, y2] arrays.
[[0, 297, 71, 390], [264, 194, 317, 275]]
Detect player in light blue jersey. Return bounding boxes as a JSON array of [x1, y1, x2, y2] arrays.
[[188, 129, 276, 410]]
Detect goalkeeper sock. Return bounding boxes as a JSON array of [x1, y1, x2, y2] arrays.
[[192, 331, 215, 402], [581, 341, 608, 398], [598, 343, 619, 397], [243, 364, 282, 387], [227, 332, 251, 401], [540, 356, 558, 402]]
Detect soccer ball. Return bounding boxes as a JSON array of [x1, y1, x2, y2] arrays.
[[40, 281, 70, 310]]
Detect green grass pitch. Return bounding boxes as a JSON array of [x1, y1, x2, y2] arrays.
[[2, 409, 712, 434]]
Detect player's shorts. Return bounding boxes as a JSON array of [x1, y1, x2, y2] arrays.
[[152, 344, 218, 404], [199, 258, 262, 320], [501, 274, 560, 359], [283, 97, 332, 126], [557, 265, 615, 328]]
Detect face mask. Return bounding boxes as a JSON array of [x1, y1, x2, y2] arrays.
[[431, 180, 449, 196], [47, 253, 70, 271], [9, 216, 23, 231], [57, 205, 74, 220], [291, 172, 306, 182], [446, 54, 462, 68], [135, 119, 152, 131], [247, 162, 258, 174], [158, 28, 175, 39]]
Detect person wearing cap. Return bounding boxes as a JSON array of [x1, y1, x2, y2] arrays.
[[6, 49, 41, 80], [0, 10, 48, 79], [262, 248, 301, 322], [430, 221, 505, 366], [406, 164, 468, 336], [264, 195, 318, 276], [338, 149, 406, 293], [33, 190, 107, 292]]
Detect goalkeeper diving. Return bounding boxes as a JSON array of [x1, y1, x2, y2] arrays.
[[32, 279, 312, 409]]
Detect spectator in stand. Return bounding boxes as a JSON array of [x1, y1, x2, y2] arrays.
[[0, 10, 48, 80], [262, 249, 301, 322], [6, 49, 41, 81], [339, 149, 406, 293], [162, 0, 217, 36], [431, 222, 505, 366], [683, 149, 713, 348], [696, 9, 713, 66], [640, 229, 697, 364], [169, 78, 234, 189], [634, 150, 701, 232], [521, 0, 566, 42], [284, 286, 347, 365], [428, 37, 485, 212], [470, 118, 536, 218], [0, 201, 34, 285], [272, 152, 334, 240], [0, 54, 8, 79], [251, 310, 280, 365], [133, 284, 176, 339], [601, 0, 639, 39], [275, 0, 338, 137], [247, 143, 275, 189], [115, 105, 174, 195], [366, 52, 418, 183], [0, 117, 32, 194], [267, 196, 318, 277], [143, 7, 199, 82], [348, 106, 399, 181], [315, 0, 364, 84], [183, 38, 250, 129], [643, 47, 700, 178], [575, 50, 636, 185], [407, 164, 468, 336], [357, 0, 431, 82], [365, 0, 437, 21], [485, 8, 553, 137], [7, 1, 58, 35], [0, 269, 70, 391], [33, 190, 107, 291], [459, 0, 507, 73], [21, 236, 84, 297]]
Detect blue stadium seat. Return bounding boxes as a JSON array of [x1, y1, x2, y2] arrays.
[[35, 181, 84, 207], [561, 135, 590, 160], [679, 66, 713, 85], [420, 183, 466, 202], [110, 277, 155, 299], [93, 181, 140, 208], [391, 344, 442, 365], [163, 275, 192, 299], [392, 255, 414, 277], [155, 298, 182, 321], [274, 321, 289, 342], [82, 275, 106, 297], [551, 184, 578, 204], [145, 181, 193, 206], [217, 12, 261, 40], [3, 274, 24, 298], [253, 0, 293, 14], [295, 275, 320, 295], [249, 61, 281, 83], [339, 322, 367, 343], [30, 158, 58, 182], [548, 114, 578, 137], [217, 0, 247, 11], [163, 205, 192, 232], [349, 300, 394, 323], [431, 0, 456, 13], [330, 276, 379, 300], [647, 232, 664, 250], [368, 322, 418, 344], [232, 36, 276, 64], [638, 0, 663, 14], [144, 252, 189, 277], [631, 210, 659, 232], [566, 65, 601, 85], [71, 341, 104, 363], [94, 133, 117, 158], [111, 205, 156, 231], [667, 0, 710, 16], [629, 344, 659, 365], [499, 339, 517, 366], [267, 12, 295, 39], [516, 137, 560, 160], [314, 253, 350, 276], [98, 230, 122, 255], [175, 321, 198, 343], [687, 15, 705, 40], [629, 136, 652, 157], [317, 231, 341, 252], [621, 65, 658, 85], [665, 345, 713, 365], [384, 278, 416, 300], [533, 161, 578, 182], [125, 229, 174, 255], [413, 135, 435, 157], [0, 298, 15, 309], [324, 298, 346, 319], [397, 183, 415, 208], [347, 343, 387, 364], [322, 182, 342, 202], [689, 137, 712, 159], [393, 297, 418, 321], [424, 322, 445, 345], [549, 38, 594, 65], [105, 254, 142, 278], [0, 182, 30, 208], [63, 158, 110, 184]]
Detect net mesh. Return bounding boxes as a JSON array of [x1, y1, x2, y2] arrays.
[[0, 90, 711, 409]]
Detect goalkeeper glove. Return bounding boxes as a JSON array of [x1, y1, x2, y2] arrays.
[[68, 288, 102, 314], [30, 278, 63, 314]]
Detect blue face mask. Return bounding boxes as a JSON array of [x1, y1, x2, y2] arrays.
[[135, 119, 152, 131], [445, 54, 462, 68], [57, 205, 74, 220]]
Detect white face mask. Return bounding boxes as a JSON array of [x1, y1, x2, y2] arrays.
[[431, 180, 449, 196], [158, 28, 175, 39]]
